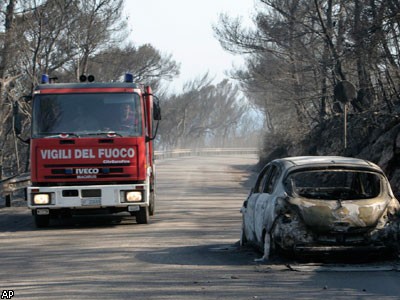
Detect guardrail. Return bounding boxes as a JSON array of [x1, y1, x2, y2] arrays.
[[154, 148, 259, 160], [0, 148, 258, 207]]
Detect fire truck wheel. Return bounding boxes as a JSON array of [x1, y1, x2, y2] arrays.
[[34, 215, 50, 228], [136, 207, 149, 224], [149, 192, 155, 216]]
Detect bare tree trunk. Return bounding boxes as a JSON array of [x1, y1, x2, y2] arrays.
[[0, 0, 16, 106], [0, 0, 16, 173], [314, 0, 346, 81], [356, 0, 375, 110]]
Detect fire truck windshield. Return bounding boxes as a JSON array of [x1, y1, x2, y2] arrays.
[[32, 93, 142, 138]]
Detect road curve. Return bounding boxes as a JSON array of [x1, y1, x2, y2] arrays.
[[1, 154, 400, 299]]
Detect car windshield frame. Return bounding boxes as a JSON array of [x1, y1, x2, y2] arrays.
[[31, 92, 143, 138], [284, 168, 383, 200]]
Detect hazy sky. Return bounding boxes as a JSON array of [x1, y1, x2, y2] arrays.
[[124, 0, 256, 92]]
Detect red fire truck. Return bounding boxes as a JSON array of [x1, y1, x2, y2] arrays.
[[16, 74, 161, 227]]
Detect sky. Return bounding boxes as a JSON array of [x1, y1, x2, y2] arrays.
[[124, 0, 256, 92]]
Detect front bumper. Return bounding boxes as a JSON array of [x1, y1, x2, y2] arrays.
[[28, 183, 149, 210]]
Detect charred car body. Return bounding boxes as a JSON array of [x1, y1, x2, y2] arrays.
[[240, 156, 400, 259]]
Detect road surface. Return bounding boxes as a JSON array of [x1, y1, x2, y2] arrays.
[[1, 155, 400, 299]]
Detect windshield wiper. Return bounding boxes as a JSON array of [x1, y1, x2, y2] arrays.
[[80, 131, 123, 137], [43, 132, 80, 138]]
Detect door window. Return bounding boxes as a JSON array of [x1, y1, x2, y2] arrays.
[[262, 165, 280, 194]]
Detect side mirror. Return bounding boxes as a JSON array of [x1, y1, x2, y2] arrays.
[[13, 102, 22, 135], [153, 102, 161, 120]]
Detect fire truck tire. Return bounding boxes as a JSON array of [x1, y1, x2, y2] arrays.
[[34, 215, 50, 228], [136, 207, 149, 224], [149, 191, 155, 216]]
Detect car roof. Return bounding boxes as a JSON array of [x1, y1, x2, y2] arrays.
[[272, 156, 384, 174]]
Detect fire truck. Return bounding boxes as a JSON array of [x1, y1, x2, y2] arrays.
[[15, 73, 161, 227]]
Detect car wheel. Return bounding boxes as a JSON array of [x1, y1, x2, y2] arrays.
[[34, 215, 50, 228], [136, 206, 149, 224], [149, 191, 155, 216]]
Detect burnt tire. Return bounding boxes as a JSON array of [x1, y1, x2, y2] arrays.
[[136, 206, 149, 224], [34, 215, 50, 228]]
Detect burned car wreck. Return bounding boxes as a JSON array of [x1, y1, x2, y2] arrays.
[[240, 156, 400, 259]]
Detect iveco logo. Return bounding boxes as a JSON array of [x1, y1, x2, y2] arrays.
[[75, 168, 99, 175]]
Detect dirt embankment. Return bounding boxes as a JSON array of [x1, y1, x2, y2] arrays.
[[260, 112, 400, 197]]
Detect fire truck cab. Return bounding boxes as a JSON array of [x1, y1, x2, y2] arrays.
[[22, 74, 160, 227]]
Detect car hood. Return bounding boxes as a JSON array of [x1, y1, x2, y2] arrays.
[[287, 196, 397, 232]]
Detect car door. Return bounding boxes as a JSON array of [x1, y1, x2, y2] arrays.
[[242, 165, 271, 243], [254, 164, 281, 243]]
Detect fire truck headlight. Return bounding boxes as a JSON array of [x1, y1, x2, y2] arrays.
[[125, 191, 142, 202], [33, 194, 50, 205]]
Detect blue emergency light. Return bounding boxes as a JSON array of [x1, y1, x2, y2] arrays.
[[125, 73, 134, 83], [41, 74, 49, 84]]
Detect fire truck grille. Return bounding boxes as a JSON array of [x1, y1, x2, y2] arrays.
[[44, 174, 130, 179], [81, 189, 101, 198], [51, 168, 123, 175], [61, 189, 102, 197], [42, 165, 132, 180]]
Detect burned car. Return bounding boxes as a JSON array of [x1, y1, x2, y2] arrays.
[[240, 156, 400, 259]]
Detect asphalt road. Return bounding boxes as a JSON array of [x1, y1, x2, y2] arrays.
[[1, 155, 400, 299]]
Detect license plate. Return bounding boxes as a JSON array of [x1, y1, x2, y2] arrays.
[[36, 209, 49, 215], [128, 205, 140, 212], [82, 198, 101, 206]]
